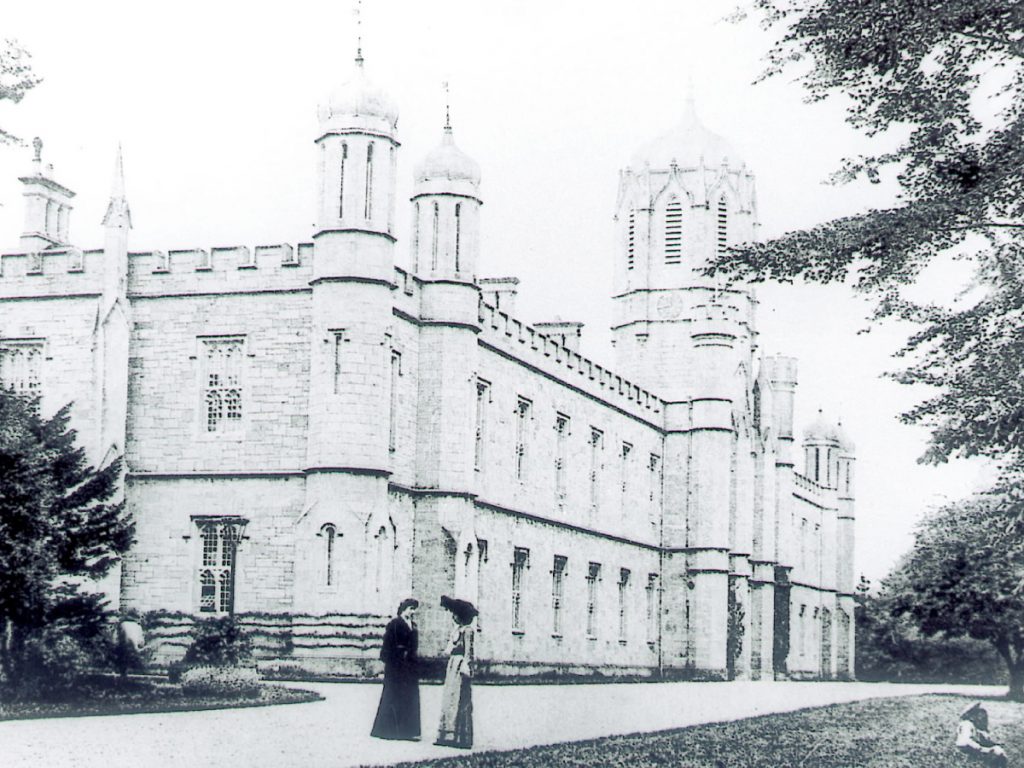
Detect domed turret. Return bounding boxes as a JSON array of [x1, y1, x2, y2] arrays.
[[415, 125, 481, 196], [410, 121, 482, 281], [318, 55, 399, 135], [629, 93, 741, 171]]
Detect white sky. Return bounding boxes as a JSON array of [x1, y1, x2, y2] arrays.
[[1, 0, 996, 585]]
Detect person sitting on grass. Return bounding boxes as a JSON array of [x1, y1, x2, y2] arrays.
[[957, 702, 1008, 767]]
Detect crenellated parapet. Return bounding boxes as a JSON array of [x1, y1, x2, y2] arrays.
[[477, 298, 664, 424]]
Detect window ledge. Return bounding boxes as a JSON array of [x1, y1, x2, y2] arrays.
[[551, 633, 563, 640], [511, 629, 525, 637], [586, 635, 597, 641], [618, 640, 628, 646]]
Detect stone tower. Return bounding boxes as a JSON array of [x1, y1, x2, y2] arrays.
[[611, 94, 761, 678], [301, 49, 400, 615], [409, 116, 485, 654]]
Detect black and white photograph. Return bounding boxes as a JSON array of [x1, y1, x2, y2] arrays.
[[1, 1, 1022, 766]]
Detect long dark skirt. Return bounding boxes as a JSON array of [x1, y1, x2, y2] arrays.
[[435, 655, 472, 748], [371, 666, 421, 740]]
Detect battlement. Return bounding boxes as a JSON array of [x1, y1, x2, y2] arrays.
[[0, 247, 103, 297], [129, 242, 313, 295], [792, 471, 837, 508], [478, 298, 664, 424]]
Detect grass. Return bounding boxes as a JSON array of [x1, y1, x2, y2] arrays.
[[0, 674, 322, 721], [381, 694, 1023, 768]]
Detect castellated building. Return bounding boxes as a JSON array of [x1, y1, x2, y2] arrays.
[[0, 54, 855, 681]]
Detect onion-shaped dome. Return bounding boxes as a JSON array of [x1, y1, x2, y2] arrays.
[[415, 126, 481, 186], [630, 94, 740, 170], [804, 409, 841, 446], [319, 56, 399, 133]]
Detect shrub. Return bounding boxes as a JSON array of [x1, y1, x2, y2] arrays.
[[179, 664, 260, 698], [182, 616, 254, 667]]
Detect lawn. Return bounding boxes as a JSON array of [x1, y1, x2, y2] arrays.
[[384, 694, 1023, 768], [0, 674, 322, 721]]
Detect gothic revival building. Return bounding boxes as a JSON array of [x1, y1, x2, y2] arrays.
[[0, 54, 855, 680]]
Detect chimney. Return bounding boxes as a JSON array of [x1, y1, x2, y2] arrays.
[[19, 137, 75, 252], [535, 320, 584, 352], [478, 276, 520, 315]]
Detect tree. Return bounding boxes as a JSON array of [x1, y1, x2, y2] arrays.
[[0, 39, 41, 146], [711, 1, 1024, 477], [0, 390, 134, 693], [887, 496, 1024, 699]]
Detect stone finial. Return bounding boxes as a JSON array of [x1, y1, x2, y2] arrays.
[[32, 136, 42, 163]]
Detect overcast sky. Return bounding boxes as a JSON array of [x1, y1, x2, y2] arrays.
[[1, 0, 997, 584]]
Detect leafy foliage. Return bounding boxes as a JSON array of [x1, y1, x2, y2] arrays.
[[0, 39, 41, 146], [0, 390, 133, 693], [182, 616, 254, 667], [711, 0, 1024, 474], [886, 496, 1024, 698]]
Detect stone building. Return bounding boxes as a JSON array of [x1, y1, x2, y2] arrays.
[[0, 53, 855, 680]]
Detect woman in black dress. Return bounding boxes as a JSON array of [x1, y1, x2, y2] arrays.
[[371, 598, 421, 740]]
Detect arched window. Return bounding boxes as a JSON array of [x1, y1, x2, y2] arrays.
[[322, 524, 337, 587], [364, 142, 374, 219], [752, 381, 761, 434], [338, 142, 348, 218], [626, 211, 636, 270], [716, 196, 728, 255], [664, 197, 682, 264], [431, 202, 440, 270], [454, 203, 462, 272], [375, 525, 388, 594]]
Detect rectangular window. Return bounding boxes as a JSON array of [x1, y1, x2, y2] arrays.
[[618, 568, 631, 644], [475, 379, 490, 471], [195, 518, 246, 614], [555, 413, 570, 502], [586, 562, 601, 637], [646, 573, 659, 644], [620, 442, 632, 515], [515, 397, 532, 480], [551, 555, 567, 636], [202, 337, 244, 433], [389, 350, 401, 452], [589, 428, 603, 513], [332, 330, 346, 395], [511, 547, 530, 632], [0, 339, 43, 408], [648, 454, 662, 520]]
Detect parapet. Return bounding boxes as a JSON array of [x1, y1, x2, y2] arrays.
[[478, 298, 663, 424]]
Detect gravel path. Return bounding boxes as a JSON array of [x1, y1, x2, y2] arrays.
[[0, 680, 999, 768]]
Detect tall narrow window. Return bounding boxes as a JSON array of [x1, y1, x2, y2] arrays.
[[648, 453, 662, 513], [203, 337, 244, 433], [620, 442, 632, 516], [411, 202, 420, 272], [431, 202, 440, 270], [332, 330, 346, 395], [338, 142, 348, 218], [752, 381, 762, 434], [618, 568, 631, 643], [589, 428, 603, 513], [322, 524, 337, 587], [626, 210, 636, 270], [646, 573, 659, 644], [454, 203, 462, 272], [551, 555, 567, 635], [389, 351, 401, 452], [665, 197, 682, 264], [511, 547, 530, 632], [374, 525, 389, 595], [555, 414, 570, 502], [716, 196, 728, 255], [586, 562, 601, 637], [515, 397, 532, 481], [475, 379, 490, 471], [196, 518, 245, 614], [364, 142, 375, 219], [0, 340, 43, 408]]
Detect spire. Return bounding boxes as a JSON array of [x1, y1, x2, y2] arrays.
[[683, 77, 697, 124], [354, 0, 364, 66], [102, 144, 132, 229], [444, 80, 451, 133]]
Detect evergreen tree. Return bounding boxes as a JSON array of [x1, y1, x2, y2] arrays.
[[0, 390, 134, 693]]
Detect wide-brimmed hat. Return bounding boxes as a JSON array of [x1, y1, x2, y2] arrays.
[[961, 702, 985, 720], [440, 595, 479, 625]]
